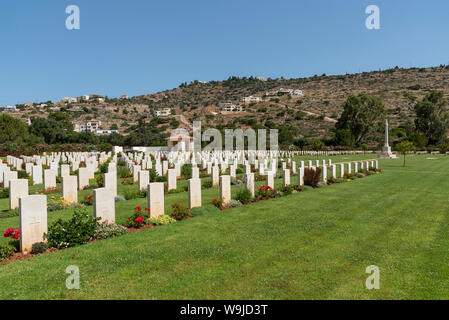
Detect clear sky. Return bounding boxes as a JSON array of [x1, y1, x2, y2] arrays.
[[1, 0, 448, 105]]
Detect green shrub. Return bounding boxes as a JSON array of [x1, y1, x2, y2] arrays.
[[149, 169, 166, 182], [147, 214, 176, 226], [169, 202, 191, 220], [94, 223, 128, 240], [117, 166, 130, 178], [124, 189, 140, 200], [31, 242, 48, 254], [17, 170, 28, 179], [202, 180, 212, 189], [80, 194, 94, 206], [96, 174, 104, 188], [235, 188, 253, 204], [99, 162, 109, 174], [0, 188, 9, 199], [0, 243, 14, 261], [181, 164, 192, 178], [45, 208, 100, 249], [280, 185, 293, 195]]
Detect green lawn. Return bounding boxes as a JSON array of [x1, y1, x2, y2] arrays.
[[1, 154, 448, 299]]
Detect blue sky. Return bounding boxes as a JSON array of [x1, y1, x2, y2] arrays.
[[0, 0, 448, 105]]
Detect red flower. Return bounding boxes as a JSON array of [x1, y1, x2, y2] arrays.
[[212, 199, 217, 203], [144, 208, 150, 212], [4, 228, 20, 239], [135, 206, 142, 212], [121, 178, 127, 185], [3, 228, 14, 238], [13, 230, 20, 239], [134, 216, 144, 224], [88, 195, 93, 200]]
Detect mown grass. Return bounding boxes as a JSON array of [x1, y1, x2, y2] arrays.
[[1, 154, 447, 299]]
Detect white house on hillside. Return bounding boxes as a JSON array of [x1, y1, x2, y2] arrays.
[[242, 96, 262, 103], [1, 105, 17, 112], [155, 108, 171, 117], [219, 102, 243, 112]]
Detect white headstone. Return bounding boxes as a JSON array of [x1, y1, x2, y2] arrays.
[[93, 187, 115, 224], [19, 195, 47, 253]]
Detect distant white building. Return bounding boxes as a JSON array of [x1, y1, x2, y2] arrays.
[[155, 108, 171, 117], [23, 102, 34, 108], [1, 105, 17, 112], [90, 94, 106, 103], [219, 102, 243, 112], [120, 95, 129, 99], [74, 120, 102, 133], [290, 90, 304, 97], [62, 97, 77, 103], [96, 129, 119, 135], [78, 95, 90, 101], [242, 96, 262, 103], [257, 77, 267, 81]]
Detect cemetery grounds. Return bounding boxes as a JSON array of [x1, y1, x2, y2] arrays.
[[0, 154, 448, 299]]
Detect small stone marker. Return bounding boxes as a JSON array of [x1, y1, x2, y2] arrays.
[[19, 195, 47, 253], [283, 169, 290, 186], [32, 165, 43, 185], [246, 173, 255, 197], [138, 170, 150, 192], [132, 165, 141, 183], [219, 175, 231, 205], [104, 172, 117, 197], [9, 179, 28, 210], [148, 182, 164, 218], [298, 167, 304, 186], [212, 166, 219, 187], [266, 171, 274, 189], [4, 171, 18, 189], [167, 169, 177, 191], [62, 175, 78, 204], [93, 187, 115, 224], [192, 166, 200, 179], [61, 164, 70, 177], [78, 167, 89, 190], [188, 178, 202, 209], [44, 169, 56, 190]]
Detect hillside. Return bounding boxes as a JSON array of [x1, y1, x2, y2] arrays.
[[7, 65, 449, 143]]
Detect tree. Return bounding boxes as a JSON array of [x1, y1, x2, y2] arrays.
[[294, 138, 308, 151], [361, 144, 369, 154], [438, 142, 449, 155], [48, 112, 73, 131], [29, 118, 66, 144], [311, 140, 324, 157], [414, 91, 449, 145], [396, 140, 415, 167], [336, 93, 386, 145], [334, 129, 355, 147], [0, 114, 28, 143]]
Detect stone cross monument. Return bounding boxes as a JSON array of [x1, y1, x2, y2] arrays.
[[379, 119, 397, 158]]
